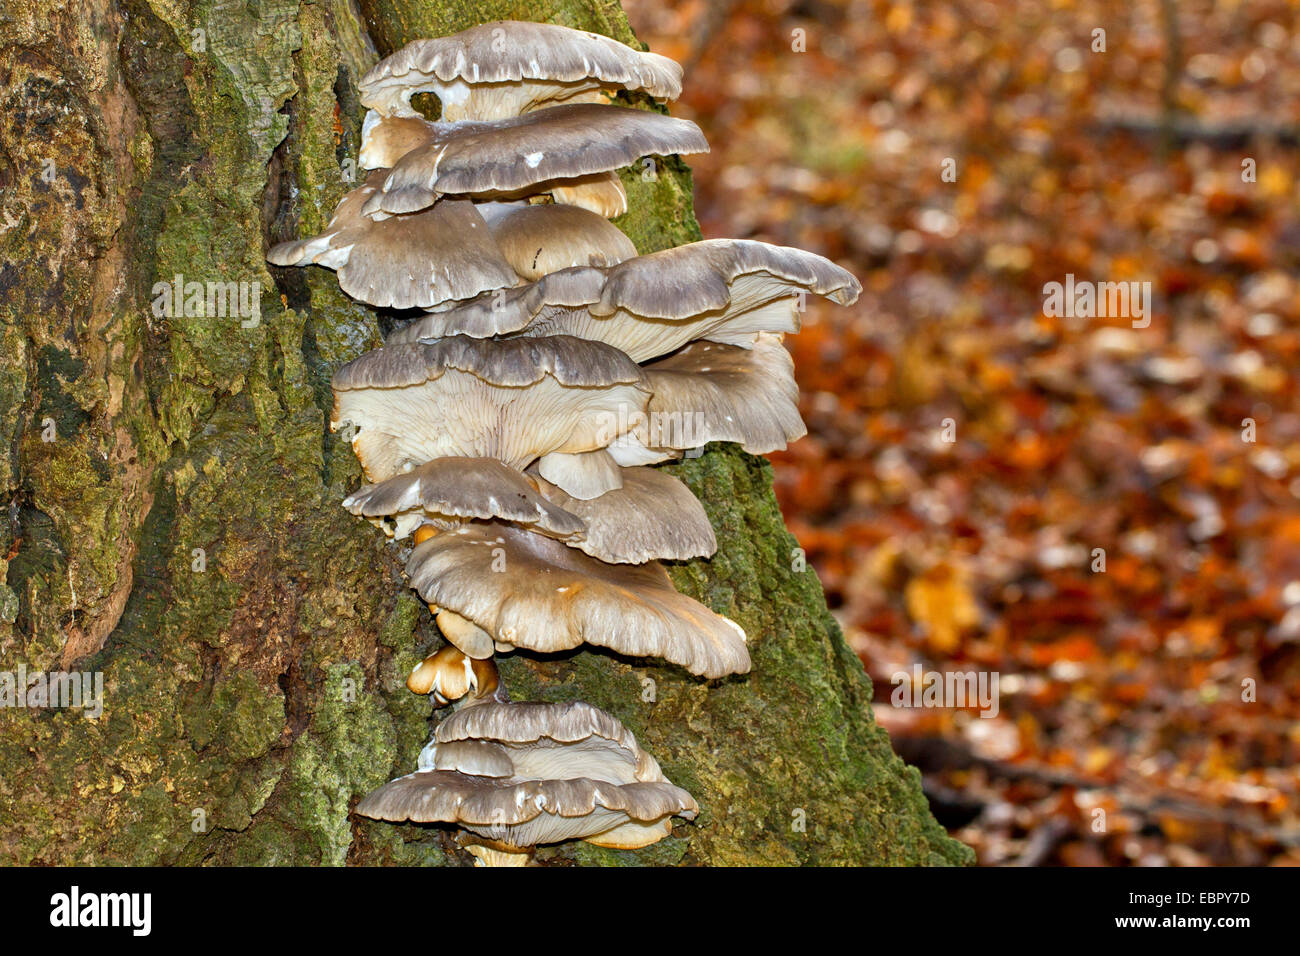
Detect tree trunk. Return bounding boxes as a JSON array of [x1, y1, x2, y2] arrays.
[[0, 0, 971, 866]]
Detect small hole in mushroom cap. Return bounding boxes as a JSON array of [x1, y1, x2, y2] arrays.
[[409, 91, 443, 121]]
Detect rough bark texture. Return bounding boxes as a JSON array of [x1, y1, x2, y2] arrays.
[[0, 0, 972, 866]]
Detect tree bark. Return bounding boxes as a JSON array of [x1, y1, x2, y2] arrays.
[[0, 0, 971, 866]]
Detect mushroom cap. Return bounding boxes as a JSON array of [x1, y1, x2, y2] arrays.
[[534, 448, 624, 500], [385, 239, 861, 362], [548, 170, 628, 218], [405, 520, 751, 678], [434, 607, 497, 660], [355, 699, 697, 849], [406, 644, 499, 704], [330, 336, 649, 483], [367, 104, 708, 215], [611, 333, 807, 466], [355, 770, 693, 847], [342, 456, 586, 541], [268, 173, 518, 310], [532, 465, 717, 563], [267, 169, 391, 268], [478, 202, 638, 281], [357, 111, 438, 170], [385, 267, 605, 344], [358, 20, 684, 121]]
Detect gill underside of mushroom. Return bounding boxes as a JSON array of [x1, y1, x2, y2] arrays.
[[268, 18, 860, 864]]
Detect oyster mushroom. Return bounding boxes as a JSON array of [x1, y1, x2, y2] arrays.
[[358, 20, 684, 122], [405, 519, 750, 678], [406, 643, 500, 705], [357, 651, 697, 866], [533, 448, 625, 500], [341, 455, 586, 541], [610, 333, 807, 465], [360, 103, 707, 215], [267, 171, 518, 310], [548, 170, 629, 218], [330, 335, 649, 484], [386, 238, 861, 362], [531, 465, 716, 564], [477, 202, 638, 280]]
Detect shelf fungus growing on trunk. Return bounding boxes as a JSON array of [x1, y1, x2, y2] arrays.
[[357, 20, 684, 122], [359, 104, 707, 215], [358, 652, 697, 866], [268, 19, 860, 864], [385, 238, 862, 362], [406, 520, 750, 678], [330, 335, 649, 484]]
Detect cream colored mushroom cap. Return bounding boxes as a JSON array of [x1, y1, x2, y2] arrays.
[[355, 699, 697, 850], [330, 336, 649, 483], [404, 519, 750, 678]]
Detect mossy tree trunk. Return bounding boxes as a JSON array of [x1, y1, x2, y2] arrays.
[[0, 0, 971, 866]]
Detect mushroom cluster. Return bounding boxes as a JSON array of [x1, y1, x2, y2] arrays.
[[269, 20, 860, 865]]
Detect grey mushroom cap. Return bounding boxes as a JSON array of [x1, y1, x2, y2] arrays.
[[355, 699, 697, 849], [611, 333, 806, 466], [358, 110, 632, 216], [385, 267, 606, 344], [331, 336, 649, 483], [354, 770, 695, 847], [332, 333, 645, 390], [423, 739, 515, 778], [385, 239, 862, 362], [267, 173, 518, 310], [358, 20, 684, 121], [267, 169, 391, 268], [366, 104, 708, 215], [341, 456, 586, 541], [532, 465, 717, 563], [478, 202, 638, 281], [405, 520, 751, 678]]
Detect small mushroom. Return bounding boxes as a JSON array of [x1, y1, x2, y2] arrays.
[[476, 202, 637, 280], [385, 238, 861, 362], [532, 465, 717, 564], [330, 335, 649, 483], [533, 448, 624, 500], [610, 333, 806, 465], [406, 644, 500, 705], [358, 21, 684, 122], [548, 170, 628, 218], [341, 455, 586, 541], [267, 172, 518, 310], [360, 103, 707, 215], [405, 519, 751, 678], [356, 676, 697, 865], [356, 112, 437, 170]]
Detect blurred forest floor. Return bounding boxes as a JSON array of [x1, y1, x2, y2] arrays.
[[625, 0, 1300, 865]]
